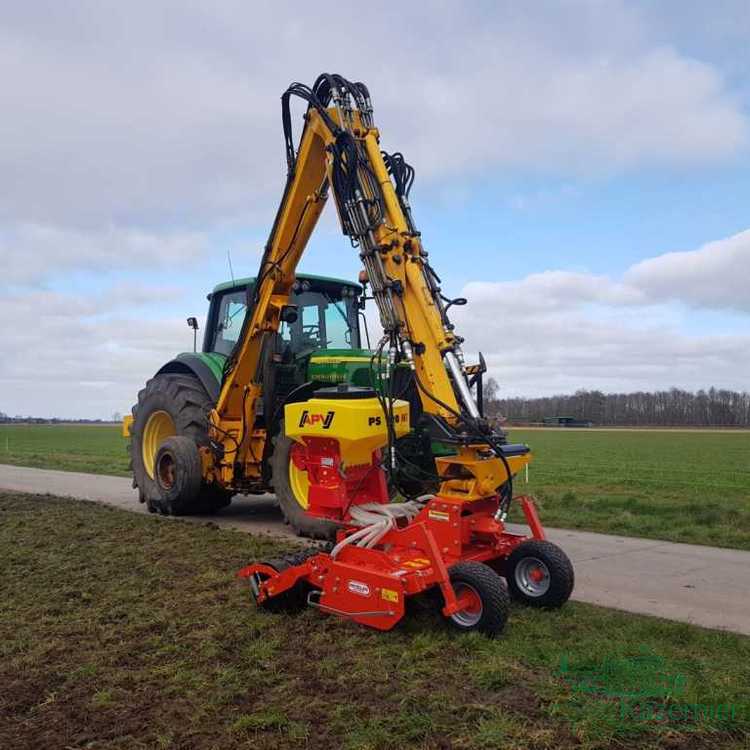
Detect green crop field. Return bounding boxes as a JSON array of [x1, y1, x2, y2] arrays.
[[505, 428, 750, 550], [1, 493, 748, 750], [1, 424, 749, 549], [0, 424, 128, 476]]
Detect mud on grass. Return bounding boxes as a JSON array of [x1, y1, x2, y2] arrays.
[[1, 493, 749, 750]]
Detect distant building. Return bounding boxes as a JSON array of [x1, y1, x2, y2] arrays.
[[543, 416, 593, 428]]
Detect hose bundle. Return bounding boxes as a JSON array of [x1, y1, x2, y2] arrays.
[[330, 501, 423, 558]]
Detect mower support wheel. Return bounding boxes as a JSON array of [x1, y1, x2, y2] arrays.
[[252, 550, 318, 613], [446, 562, 509, 637], [505, 540, 574, 608]]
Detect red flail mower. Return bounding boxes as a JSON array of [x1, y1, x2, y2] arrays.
[[238, 393, 574, 637]]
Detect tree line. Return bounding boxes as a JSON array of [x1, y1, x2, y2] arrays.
[[0, 411, 117, 425], [483, 382, 750, 427]]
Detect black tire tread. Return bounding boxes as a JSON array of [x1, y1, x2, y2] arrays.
[[130, 372, 233, 515], [154, 435, 203, 513], [505, 540, 574, 608], [448, 561, 509, 637], [269, 419, 338, 540], [255, 549, 318, 613]]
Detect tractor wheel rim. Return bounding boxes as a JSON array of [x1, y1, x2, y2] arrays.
[[288, 445, 310, 510], [142, 410, 176, 480], [515, 556, 551, 597], [451, 582, 483, 627], [157, 451, 176, 490]]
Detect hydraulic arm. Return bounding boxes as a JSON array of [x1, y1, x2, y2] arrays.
[[209, 73, 521, 504]]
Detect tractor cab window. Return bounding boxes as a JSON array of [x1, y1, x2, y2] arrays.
[[206, 283, 361, 357], [209, 290, 249, 356], [280, 289, 360, 353]]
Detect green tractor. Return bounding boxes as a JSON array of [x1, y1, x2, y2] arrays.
[[128, 273, 428, 537]]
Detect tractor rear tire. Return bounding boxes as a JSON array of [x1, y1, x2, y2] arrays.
[[129, 372, 233, 515], [505, 540, 574, 608], [446, 562, 509, 637], [270, 419, 338, 540]]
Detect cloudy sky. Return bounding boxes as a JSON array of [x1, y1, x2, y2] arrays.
[[1, 1, 749, 418]]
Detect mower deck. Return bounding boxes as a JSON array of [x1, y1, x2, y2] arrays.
[[238, 493, 570, 635]]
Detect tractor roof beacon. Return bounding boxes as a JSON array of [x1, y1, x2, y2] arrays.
[[127, 73, 574, 636]]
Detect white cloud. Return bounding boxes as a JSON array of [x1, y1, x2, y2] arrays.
[[454, 228, 750, 396], [465, 271, 644, 312], [457, 301, 750, 397], [0, 2, 745, 230], [3, 227, 749, 419], [465, 228, 750, 315], [1, 3, 749, 416], [625, 229, 750, 312], [0, 224, 208, 284], [0, 287, 195, 419]]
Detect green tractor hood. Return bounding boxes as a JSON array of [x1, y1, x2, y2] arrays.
[[156, 348, 385, 404]]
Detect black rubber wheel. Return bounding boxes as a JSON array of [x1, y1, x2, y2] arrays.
[[129, 372, 234, 515], [253, 550, 318, 613], [505, 540, 574, 608], [154, 436, 202, 511], [270, 419, 338, 540], [446, 562, 509, 637]]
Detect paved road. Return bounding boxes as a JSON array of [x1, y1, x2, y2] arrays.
[[2, 463, 749, 636]]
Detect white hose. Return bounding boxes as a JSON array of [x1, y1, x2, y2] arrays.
[[330, 501, 422, 558]]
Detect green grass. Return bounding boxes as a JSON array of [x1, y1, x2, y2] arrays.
[[0, 424, 127, 475], [505, 429, 750, 550], [1, 424, 749, 549], [1, 493, 747, 750]]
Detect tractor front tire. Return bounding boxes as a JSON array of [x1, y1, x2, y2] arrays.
[[270, 419, 338, 540], [153, 436, 203, 511], [129, 373, 233, 515], [505, 540, 574, 608]]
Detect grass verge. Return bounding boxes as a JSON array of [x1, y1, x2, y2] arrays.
[[1, 492, 748, 749]]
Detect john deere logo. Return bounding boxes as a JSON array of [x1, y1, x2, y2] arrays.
[[299, 410, 335, 429]]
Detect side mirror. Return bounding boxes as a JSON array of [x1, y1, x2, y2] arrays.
[[187, 317, 199, 352], [280, 304, 299, 324]]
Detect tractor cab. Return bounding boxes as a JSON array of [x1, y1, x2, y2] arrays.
[[197, 274, 376, 440], [205, 274, 365, 358]]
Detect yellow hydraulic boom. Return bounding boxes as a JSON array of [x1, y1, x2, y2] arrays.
[[207, 74, 527, 504]]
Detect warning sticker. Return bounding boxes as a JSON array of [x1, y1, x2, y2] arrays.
[[380, 588, 399, 603], [402, 558, 431, 569]]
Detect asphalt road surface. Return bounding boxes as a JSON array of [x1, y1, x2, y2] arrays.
[[2, 463, 748, 636]]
